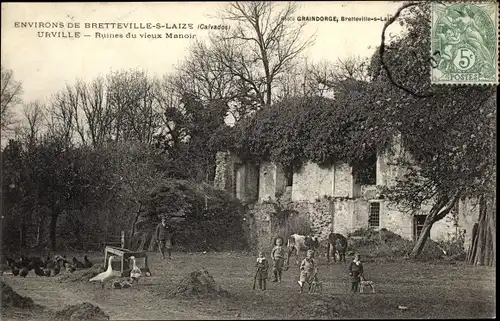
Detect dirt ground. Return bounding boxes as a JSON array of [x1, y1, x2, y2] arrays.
[[1, 251, 496, 320]]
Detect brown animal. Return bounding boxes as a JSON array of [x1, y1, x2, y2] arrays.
[[326, 232, 348, 263], [286, 234, 320, 267]]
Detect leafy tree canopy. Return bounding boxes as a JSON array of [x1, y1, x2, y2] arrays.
[[230, 82, 394, 170], [368, 2, 496, 210]]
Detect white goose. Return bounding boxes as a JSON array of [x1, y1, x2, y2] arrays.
[[129, 256, 142, 284], [89, 255, 115, 288]]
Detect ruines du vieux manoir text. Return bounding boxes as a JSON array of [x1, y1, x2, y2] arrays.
[[14, 22, 228, 39]]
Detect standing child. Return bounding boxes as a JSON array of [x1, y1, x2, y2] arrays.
[[348, 253, 364, 293], [254, 251, 269, 291], [271, 237, 286, 283], [298, 249, 317, 293]]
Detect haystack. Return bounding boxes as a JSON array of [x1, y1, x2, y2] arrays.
[[1, 281, 35, 309], [54, 302, 109, 321], [169, 268, 228, 298]]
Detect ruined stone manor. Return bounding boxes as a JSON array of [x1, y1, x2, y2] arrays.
[[214, 136, 479, 250]]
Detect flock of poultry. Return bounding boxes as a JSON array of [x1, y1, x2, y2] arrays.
[[5, 254, 93, 277], [4, 254, 144, 290]]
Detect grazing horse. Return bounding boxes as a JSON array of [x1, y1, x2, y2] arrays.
[[286, 234, 320, 267], [326, 232, 348, 263]]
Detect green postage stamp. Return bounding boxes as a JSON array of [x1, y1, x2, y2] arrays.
[[431, 2, 498, 85]]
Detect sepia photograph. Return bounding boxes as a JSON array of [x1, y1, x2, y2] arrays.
[[0, 1, 497, 320]]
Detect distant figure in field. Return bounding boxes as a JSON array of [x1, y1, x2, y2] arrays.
[[156, 217, 175, 260]]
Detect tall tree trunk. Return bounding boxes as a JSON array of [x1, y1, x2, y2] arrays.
[[20, 223, 26, 248], [467, 194, 496, 266], [36, 217, 44, 245], [409, 216, 434, 258], [128, 202, 143, 249], [466, 223, 479, 262], [409, 192, 459, 259], [49, 214, 58, 250]]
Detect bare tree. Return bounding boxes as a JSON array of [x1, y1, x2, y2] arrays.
[[64, 83, 87, 145], [1, 65, 23, 131], [310, 56, 370, 88], [45, 88, 76, 145], [21, 101, 45, 145], [106, 69, 160, 144], [174, 41, 235, 101], [167, 40, 261, 123], [211, 2, 315, 108], [76, 77, 114, 148], [274, 57, 335, 101], [152, 75, 188, 152], [307, 56, 371, 100]]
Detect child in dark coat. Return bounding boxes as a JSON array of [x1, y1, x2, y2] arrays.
[[254, 251, 269, 291], [348, 253, 364, 293]]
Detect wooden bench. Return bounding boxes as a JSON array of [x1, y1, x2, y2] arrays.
[[104, 246, 150, 277]]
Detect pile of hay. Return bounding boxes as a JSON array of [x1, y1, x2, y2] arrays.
[[53, 302, 109, 321], [58, 265, 105, 283], [291, 296, 349, 319], [348, 228, 444, 261], [1, 281, 35, 309], [168, 268, 229, 298]]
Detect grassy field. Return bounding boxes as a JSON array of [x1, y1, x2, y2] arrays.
[[1, 251, 496, 320]]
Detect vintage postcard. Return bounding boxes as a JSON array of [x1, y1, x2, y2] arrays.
[[0, 1, 496, 320]]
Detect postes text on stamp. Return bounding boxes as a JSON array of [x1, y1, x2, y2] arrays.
[[431, 2, 498, 85]]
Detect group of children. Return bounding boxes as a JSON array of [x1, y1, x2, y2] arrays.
[[254, 236, 365, 293]]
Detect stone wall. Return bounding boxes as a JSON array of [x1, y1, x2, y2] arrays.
[[334, 162, 354, 198], [246, 203, 274, 253], [213, 151, 237, 193], [215, 144, 479, 248], [258, 162, 276, 202], [378, 199, 479, 243], [258, 162, 288, 202], [275, 165, 287, 199], [246, 197, 478, 254], [292, 162, 334, 202], [214, 151, 259, 203], [291, 161, 356, 202], [235, 163, 259, 203], [248, 199, 371, 252], [292, 201, 332, 243], [381, 202, 414, 239], [431, 197, 479, 248]]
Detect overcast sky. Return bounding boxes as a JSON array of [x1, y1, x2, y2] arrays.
[[1, 1, 403, 111]]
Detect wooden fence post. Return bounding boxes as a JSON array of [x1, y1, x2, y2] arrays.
[[121, 230, 125, 248]]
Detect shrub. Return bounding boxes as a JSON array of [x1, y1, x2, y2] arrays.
[[347, 228, 444, 261], [135, 179, 248, 252], [436, 231, 467, 260]]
